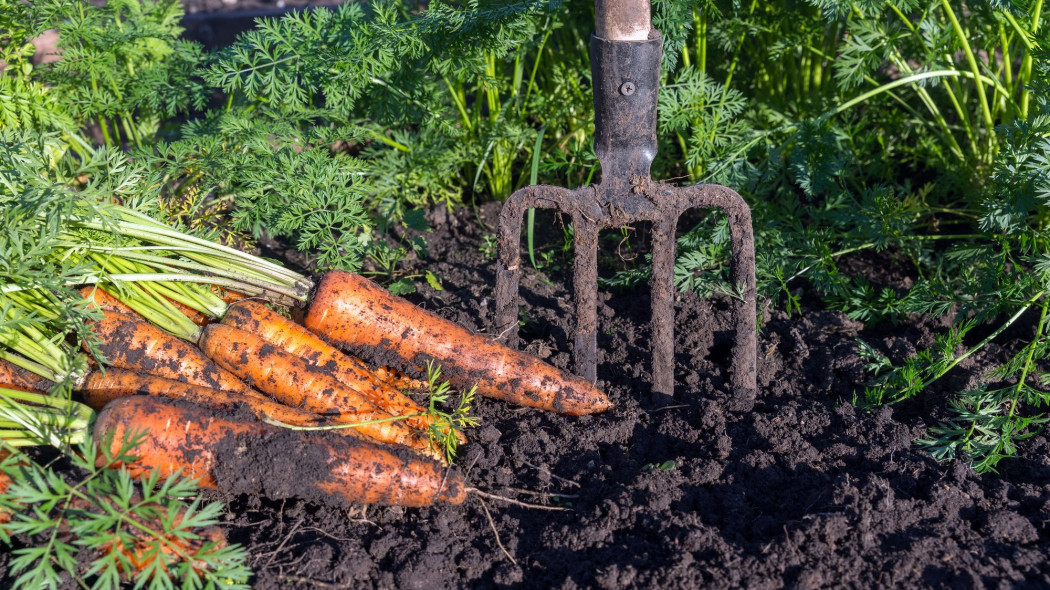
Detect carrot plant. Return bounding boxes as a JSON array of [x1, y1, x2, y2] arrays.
[[0, 0, 205, 148]]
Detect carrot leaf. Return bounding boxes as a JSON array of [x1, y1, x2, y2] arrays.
[[423, 361, 481, 463], [0, 427, 252, 589]]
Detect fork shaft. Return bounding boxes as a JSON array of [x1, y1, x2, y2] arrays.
[[595, 0, 651, 41]]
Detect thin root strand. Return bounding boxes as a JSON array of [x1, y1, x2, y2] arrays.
[[468, 488, 569, 511], [477, 497, 518, 566]]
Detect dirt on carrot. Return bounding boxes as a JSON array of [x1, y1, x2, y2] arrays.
[[93, 396, 467, 507], [374, 366, 429, 391], [0, 359, 54, 392], [77, 369, 364, 435], [87, 310, 257, 397], [220, 300, 452, 439]]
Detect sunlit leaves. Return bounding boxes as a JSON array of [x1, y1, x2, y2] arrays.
[[1, 431, 251, 589]]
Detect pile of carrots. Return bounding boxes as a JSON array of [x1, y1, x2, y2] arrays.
[[3, 270, 614, 512]]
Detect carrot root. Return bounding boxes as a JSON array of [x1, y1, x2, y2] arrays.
[[87, 310, 257, 397], [198, 323, 443, 461], [220, 300, 451, 438], [93, 396, 467, 507], [77, 369, 362, 435], [304, 271, 614, 416], [0, 358, 55, 392]]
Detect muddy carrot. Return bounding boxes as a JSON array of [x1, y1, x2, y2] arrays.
[[93, 396, 467, 507], [88, 311, 257, 397], [198, 323, 441, 460], [0, 358, 53, 392], [220, 301, 452, 438], [77, 369, 367, 437], [374, 366, 429, 391], [303, 271, 614, 416]]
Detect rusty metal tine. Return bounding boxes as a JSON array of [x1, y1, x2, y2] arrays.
[[676, 184, 758, 401], [649, 217, 677, 397], [723, 194, 758, 403], [494, 191, 528, 349], [572, 216, 601, 383], [495, 184, 578, 350]]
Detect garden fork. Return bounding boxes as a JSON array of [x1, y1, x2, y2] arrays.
[[493, 0, 757, 402]]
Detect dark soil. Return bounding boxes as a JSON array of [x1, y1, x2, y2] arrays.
[[224, 202, 1047, 589]]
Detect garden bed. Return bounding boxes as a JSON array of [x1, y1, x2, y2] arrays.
[[214, 202, 1049, 588]]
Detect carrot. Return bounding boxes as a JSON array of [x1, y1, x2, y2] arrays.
[[0, 358, 53, 392], [88, 310, 257, 397], [93, 396, 467, 507], [220, 300, 451, 438], [374, 365, 429, 391], [198, 323, 441, 460], [77, 369, 366, 437], [304, 271, 614, 416]]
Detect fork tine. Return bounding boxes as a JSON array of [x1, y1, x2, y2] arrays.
[[571, 217, 601, 383], [495, 185, 581, 350], [650, 217, 678, 398], [675, 184, 758, 406]]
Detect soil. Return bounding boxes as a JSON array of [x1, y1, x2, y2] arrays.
[[226, 203, 1048, 589]]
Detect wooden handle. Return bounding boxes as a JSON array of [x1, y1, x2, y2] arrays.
[[595, 0, 651, 41]]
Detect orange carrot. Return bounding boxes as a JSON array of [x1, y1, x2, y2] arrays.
[[77, 369, 365, 436], [374, 366, 429, 391], [220, 300, 451, 438], [93, 396, 467, 507], [0, 358, 52, 392], [88, 310, 257, 397], [198, 323, 441, 460], [304, 271, 614, 416]]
